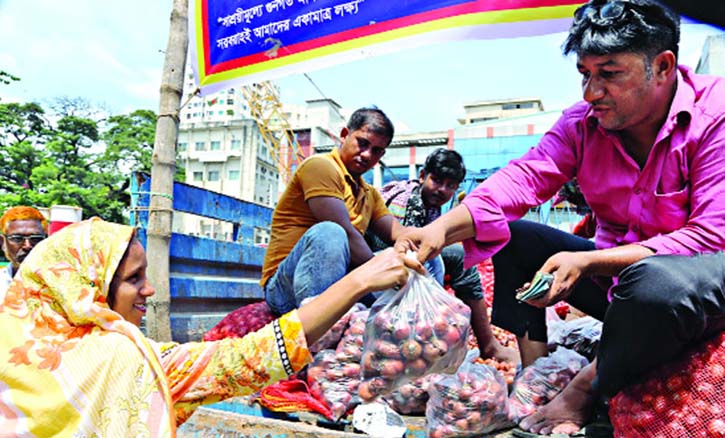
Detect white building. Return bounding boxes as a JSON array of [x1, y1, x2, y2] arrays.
[[696, 34, 725, 76], [176, 63, 347, 240], [179, 70, 252, 125], [176, 119, 278, 241], [457, 97, 545, 125]]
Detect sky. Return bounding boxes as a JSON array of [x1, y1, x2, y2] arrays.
[[1, 1, 723, 133]]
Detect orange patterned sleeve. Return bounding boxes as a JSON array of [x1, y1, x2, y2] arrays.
[[160, 310, 312, 424]]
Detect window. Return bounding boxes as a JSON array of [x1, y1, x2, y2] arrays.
[[228, 170, 240, 180], [231, 139, 241, 150], [195, 141, 205, 151], [502, 102, 535, 110], [193, 171, 203, 181], [178, 142, 187, 151], [208, 170, 220, 181], [261, 167, 267, 174], [201, 223, 212, 238], [210, 141, 221, 151], [227, 99, 233, 105]]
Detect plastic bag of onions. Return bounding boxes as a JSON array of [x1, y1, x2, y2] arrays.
[[426, 351, 511, 437], [308, 302, 366, 355], [358, 271, 471, 401], [508, 347, 589, 423], [307, 349, 363, 421]]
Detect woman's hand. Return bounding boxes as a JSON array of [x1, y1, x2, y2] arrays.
[[348, 248, 423, 294], [299, 248, 420, 345]]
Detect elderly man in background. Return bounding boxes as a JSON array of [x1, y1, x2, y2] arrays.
[[0, 206, 48, 293]]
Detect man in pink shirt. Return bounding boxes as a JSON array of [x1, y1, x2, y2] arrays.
[[397, 0, 725, 435]]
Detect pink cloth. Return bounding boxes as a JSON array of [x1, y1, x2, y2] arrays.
[[461, 66, 725, 268]]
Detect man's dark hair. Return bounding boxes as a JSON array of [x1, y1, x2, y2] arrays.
[[563, 0, 680, 63], [347, 106, 394, 142], [422, 148, 466, 183]]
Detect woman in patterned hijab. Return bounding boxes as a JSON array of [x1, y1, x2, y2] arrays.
[[0, 218, 411, 437]]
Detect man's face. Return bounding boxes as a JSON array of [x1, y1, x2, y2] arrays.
[[577, 52, 663, 132], [1, 219, 46, 269], [419, 172, 460, 209], [338, 125, 390, 178]]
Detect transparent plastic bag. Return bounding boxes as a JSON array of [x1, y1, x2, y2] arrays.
[[358, 270, 471, 401], [508, 347, 589, 423], [309, 302, 366, 354], [426, 350, 511, 437], [547, 316, 602, 361], [383, 376, 431, 415], [307, 349, 363, 421], [335, 309, 369, 362]]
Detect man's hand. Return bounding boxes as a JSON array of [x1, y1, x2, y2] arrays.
[[526, 251, 590, 308], [524, 244, 656, 308], [393, 223, 446, 268]]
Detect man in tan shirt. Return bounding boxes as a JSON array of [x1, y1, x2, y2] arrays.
[[262, 107, 427, 315]]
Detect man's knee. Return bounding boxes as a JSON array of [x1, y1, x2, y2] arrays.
[[308, 221, 346, 238], [305, 222, 349, 253], [615, 256, 696, 310]]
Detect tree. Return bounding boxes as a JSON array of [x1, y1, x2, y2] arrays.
[[0, 71, 20, 102], [0, 98, 185, 223], [0, 102, 51, 209], [102, 109, 185, 182]]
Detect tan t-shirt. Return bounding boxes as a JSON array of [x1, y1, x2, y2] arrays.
[[260, 148, 390, 286]]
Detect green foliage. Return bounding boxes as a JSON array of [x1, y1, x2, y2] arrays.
[[0, 71, 20, 103], [0, 71, 19, 86], [0, 99, 185, 223]]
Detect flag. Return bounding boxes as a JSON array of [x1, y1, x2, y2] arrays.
[[189, 0, 584, 95]]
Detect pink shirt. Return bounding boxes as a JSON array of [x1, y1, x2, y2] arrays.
[[461, 66, 725, 268]]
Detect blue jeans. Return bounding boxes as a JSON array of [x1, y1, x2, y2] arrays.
[[264, 222, 350, 315], [429, 254, 445, 286]]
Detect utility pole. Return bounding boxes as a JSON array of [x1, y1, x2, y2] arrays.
[[145, 0, 187, 342]]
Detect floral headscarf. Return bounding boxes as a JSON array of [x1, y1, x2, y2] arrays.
[[0, 218, 174, 437]]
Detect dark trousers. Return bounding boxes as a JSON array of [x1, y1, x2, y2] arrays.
[[492, 220, 725, 396], [441, 244, 484, 301]]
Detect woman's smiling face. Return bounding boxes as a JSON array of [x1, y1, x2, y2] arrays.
[[109, 240, 155, 326]]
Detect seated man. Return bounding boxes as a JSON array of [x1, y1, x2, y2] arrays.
[[396, 0, 725, 435], [368, 148, 517, 364], [262, 107, 434, 315], [0, 206, 47, 293]]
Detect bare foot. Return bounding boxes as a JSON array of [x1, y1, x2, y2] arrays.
[[518, 362, 597, 435]]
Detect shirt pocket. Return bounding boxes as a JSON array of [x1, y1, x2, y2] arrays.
[[650, 185, 690, 232]]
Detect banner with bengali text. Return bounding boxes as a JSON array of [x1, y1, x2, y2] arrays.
[[190, 0, 584, 95]]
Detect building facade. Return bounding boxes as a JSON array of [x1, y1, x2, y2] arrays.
[[696, 34, 725, 76]]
